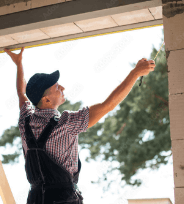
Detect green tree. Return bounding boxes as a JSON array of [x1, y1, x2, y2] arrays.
[[0, 28, 171, 192], [79, 28, 171, 191]]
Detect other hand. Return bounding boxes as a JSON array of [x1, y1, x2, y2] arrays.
[[134, 58, 156, 77], [4, 47, 25, 66]]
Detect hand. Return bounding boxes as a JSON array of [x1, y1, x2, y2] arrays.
[[133, 58, 156, 77], [4, 47, 25, 66]]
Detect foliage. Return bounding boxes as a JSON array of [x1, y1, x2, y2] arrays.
[[0, 28, 171, 192], [79, 28, 171, 191]]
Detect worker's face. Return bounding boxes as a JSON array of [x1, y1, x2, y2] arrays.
[[43, 82, 65, 108]]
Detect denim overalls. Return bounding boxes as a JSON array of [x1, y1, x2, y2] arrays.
[[24, 115, 84, 204]]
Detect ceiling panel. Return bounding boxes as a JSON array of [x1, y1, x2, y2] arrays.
[[0, 1, 163, 51], [149, 6, 162, 19], [40, 23, 83, 38], [75, 16, 118, 32], [0, 19, 163, 51], [0, 35, 18, 47], [9, 29, 50, 43], [111, 9, 154, 26]]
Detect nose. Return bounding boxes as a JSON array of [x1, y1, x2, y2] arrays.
[[59, 85, 65, 91]]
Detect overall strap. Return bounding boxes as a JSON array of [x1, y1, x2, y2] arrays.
[[24, 115, 58, 149], [78, 154, 81, 172]]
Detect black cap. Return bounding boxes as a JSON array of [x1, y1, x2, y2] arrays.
[[26, 70, 60, 106]]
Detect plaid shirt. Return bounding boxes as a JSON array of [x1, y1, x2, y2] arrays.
[[18, 101, 89, 176]]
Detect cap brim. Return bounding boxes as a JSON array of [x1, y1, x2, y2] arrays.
[[49, 70, 60, 85]]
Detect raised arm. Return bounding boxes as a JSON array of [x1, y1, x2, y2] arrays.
[[88, 58, 155, 128], [102, 58, 155, 111], [4, 47, 29, 109], [102, 69, 139, 111], [88, 103, 111, 128], [88, 70, 139, 128]]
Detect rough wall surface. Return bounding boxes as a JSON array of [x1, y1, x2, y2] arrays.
[[0, 0, 158, 17], [0, 0, 30, 7], [162, 0, 184, 204]]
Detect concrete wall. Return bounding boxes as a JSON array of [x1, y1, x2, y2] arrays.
[[162, 0, 184, 204], [0, 0, 73, 16]]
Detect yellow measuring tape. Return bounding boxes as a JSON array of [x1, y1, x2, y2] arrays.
[[1, 23, 164, 86], [139, 40, 165, 86], [0, 23, 163, 53]]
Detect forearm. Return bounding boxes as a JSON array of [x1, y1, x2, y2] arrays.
[[103, 69, 139, 111], [16, 62, 27, 96]]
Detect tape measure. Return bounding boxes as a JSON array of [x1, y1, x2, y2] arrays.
[[0, 24, 163, 53], [139, 41, 165, 86], [1, 23, 164, 87]]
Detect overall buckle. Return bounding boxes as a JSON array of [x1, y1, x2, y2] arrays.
[[42, 183, 46, 193], [73, 183, 78, 191]]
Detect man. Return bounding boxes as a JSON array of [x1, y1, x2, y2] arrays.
[[4, 47, 155, 204]]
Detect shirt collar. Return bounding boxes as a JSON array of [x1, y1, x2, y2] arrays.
[[34, 106, 61, 118]]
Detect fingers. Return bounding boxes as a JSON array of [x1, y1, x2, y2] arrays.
[[142, 59, 155, 65], [21, 47, 25, 53], [4, 48, 12, 55], [140, 58, 155, 63], [4, 48, 9, 52], [149, 61, 156, 70], [149, 60, 155, 64], [142, 59, 155, 63], [4, 48, 11, 56], [4, 48, 11, 51], [141, 58, 155, 69], [140, 58, 147, 61], [4, 47, 24, 53]]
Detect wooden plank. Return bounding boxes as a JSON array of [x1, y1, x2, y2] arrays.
[[0, 160, 16, 204], [149, 6, 162, 19], [128, 198, 173, 204], [111, 8, 154, 25], [75, 16, 118, 32]]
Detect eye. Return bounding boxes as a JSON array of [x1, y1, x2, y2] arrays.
[[57, 84, 60, 90]]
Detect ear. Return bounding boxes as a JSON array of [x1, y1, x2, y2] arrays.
[[42, 95, 50, 103]]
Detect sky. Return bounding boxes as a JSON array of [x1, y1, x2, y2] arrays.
[[0, 25, 175, 204]]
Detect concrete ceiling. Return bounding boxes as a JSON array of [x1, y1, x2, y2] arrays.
[[0, 0, 163, 51]]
